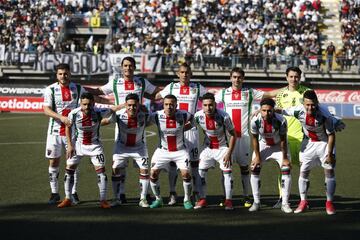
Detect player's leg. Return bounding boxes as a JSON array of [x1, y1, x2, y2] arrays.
[[218, 147, 234, 210], [194, 148, 212, 209], [149, 149, 167, 208], [324, 168, 336, 215], [111, 154, 128, 206], [46, 135, 62, 204], [135, 154, 150, 208], [176, 150, 193, 209], [167, 161, 178, 206], [249, 163, 261, 212], [92, 153, 110, 209], [321, 145, 336, 215], [186, 129, 201, 203], [274, 155, 292, 213], [294, 141, 315, 213], [236, 137, 252, 207], [57, 154, 80, 208]]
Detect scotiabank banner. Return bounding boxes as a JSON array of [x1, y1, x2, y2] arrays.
[[0, 96, 44, 112]]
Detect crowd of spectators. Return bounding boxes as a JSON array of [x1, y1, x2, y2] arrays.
[[1, 0, 357, 72], [338, 0, 360, 71]]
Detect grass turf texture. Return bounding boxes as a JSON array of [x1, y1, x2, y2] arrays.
[[0, 113, 359, 240]]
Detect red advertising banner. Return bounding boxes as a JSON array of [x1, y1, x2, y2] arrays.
[[315, 90, 360, 103], [0, 96, 44, 112]]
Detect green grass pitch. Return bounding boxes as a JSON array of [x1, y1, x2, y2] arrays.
[[0, 113, 359, 240]]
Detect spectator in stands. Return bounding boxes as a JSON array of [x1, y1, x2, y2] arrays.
[[325, 42, 336, 71]]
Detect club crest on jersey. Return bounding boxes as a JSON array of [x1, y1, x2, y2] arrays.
[[64, 92, 70, 99], [307, 118, 314, 125], [191, 88, 197, 94]]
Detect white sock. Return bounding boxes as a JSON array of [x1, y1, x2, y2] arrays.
[[241, 173, 251, 197], [64, 169, 74, 199], [198, 169, 208, 198], [223, 171, 233, 200], [250, 174, 261, 204], [281, 174, 291, 205], [168, 164, 178, 193], [325, 177, 336, 201], [150, 179, 161, 199], [49, 166, 59, 194], [183, 180, 192, 202], [298, 176, 309, 201], [111, 175, 121, 199], [139, 175, 150, 200], [72, 168, 80, 194], [97, 172, 108, 201]]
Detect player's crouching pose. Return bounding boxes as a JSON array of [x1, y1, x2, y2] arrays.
[[149, 94, 194, 210], [101, 93, 152, 208], [57, 92, 114, 209], [249, 98, 292, 213], [194, 93, 236, 210], [282, 90, 337, 215]]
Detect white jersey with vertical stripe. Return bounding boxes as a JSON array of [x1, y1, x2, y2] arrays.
[[159, 82, 207, 115], [282, 106, 335, 142], [112, 109, 151, 148], [250, 113, 287, 146], [101, 76, 156, 105], [194, 109, 235, 149], [215, 87, 264, 137], [150, 109, 192, 151], [44, 82, 85, 136], [68, 107, 111, 145]]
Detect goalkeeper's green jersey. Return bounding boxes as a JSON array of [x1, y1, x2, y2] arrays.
[[275, 85, 310, 140]]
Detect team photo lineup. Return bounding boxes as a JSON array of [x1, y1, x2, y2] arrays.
[[44, 56, 345, 215]]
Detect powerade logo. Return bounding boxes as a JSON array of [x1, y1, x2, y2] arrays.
[[354, 105, 360, 117]]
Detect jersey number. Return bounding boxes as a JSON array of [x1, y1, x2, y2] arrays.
[[96, 154, 105, 164]]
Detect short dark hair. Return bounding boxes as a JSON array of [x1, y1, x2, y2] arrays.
[[178, 62, 191, 71], [230, 67, 245, 77], [202, 92, 215, 102], [303, 90, 318, 103], [260, 98, 275, 108], [164, 94, 177, 102], [80, 92, 94, 101], [286, 66, 302, 76], [121, 56, 136, 68], [125, 93, 139, 102], [55, 63, 70, 72]]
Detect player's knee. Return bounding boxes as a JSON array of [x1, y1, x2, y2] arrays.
[[281, 165, 291, 175], [240, 165, 250, 175], [182, 172, 192, 182], [49, 158, 60, 167], [95, 167, 105, 174], [325, 169, 335, 178], [150, 169, 159, 180], [250, 165, 261, 175], [190, 161, 199, 168], [65, 168, 75, 175], [139, 169, 150, 179], [299, 171, 310, 179]]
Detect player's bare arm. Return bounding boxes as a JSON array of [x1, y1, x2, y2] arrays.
[[65, 124, 75, 159], [325, 133, 336, 165], [251, 133, 261, 168], [83, 86, 104, 96], [280, 134, 291, 168], [43, 106, 71, 127], [262, 88, 283, 99], [224, 129, 236, 168], [94, 95, 114, 105], [184, 116, 194, 131]]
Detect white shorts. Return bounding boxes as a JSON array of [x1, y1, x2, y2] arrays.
[[184, 127, 200, 161], [66, 142, 106, 167], [199, 146, 232, 171], [151, 148, 190, 171], [113, 144, 149, 170], [45, 135, 68, 158], [299, 139, 336, 172], [252, 142, 291, 167], [232, 135, 251, 166]]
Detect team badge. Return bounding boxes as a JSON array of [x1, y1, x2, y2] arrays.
[[191, 88, 197, 94]]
